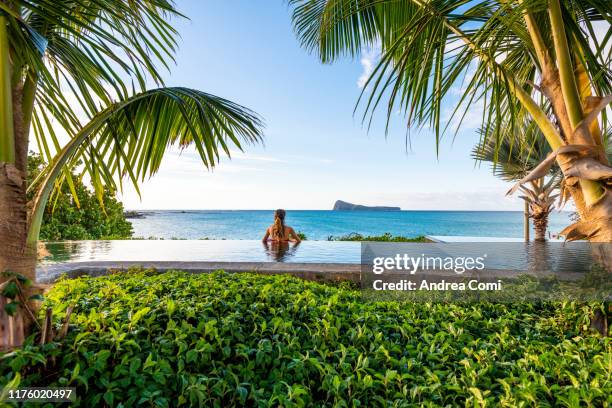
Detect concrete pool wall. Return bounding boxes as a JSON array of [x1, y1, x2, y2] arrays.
[[37, 261, 363, 284], [36, 259, 590, 285]]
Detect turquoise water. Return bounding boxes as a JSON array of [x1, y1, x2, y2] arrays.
[[128, 210, 573, 240]]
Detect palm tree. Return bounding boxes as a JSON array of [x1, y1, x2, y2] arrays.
[[473, 125, 559, 241], [288, 0, 612, 242], [523, 178, 558, 241], [0, 1, 263, 347]]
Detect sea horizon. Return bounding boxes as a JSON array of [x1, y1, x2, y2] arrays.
[[125, 209, 574, 240], [126, 208, 575, 212]]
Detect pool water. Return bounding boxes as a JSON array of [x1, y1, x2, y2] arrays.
[[40, 239, 599, 271], [40, 240, 361, 264]]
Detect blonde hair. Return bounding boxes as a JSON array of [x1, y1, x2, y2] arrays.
[[271, 209, 286, 239]]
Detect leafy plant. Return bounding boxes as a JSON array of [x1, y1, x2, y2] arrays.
[[473, 129, 559, 241], [328, 233, 429, 242], [27, 153, 133, 241], [0, 272, 34, 316], [1, 270, 608, 406]]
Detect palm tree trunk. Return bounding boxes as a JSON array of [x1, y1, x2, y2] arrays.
[[545, 0, 611, 242], [532, 211, 548, 242], [0, 162, 36, 350], [0, 166, 33, 279], [0, 114, 39, 349], [0, 13, 37, 349], [0, 15, 14, 164], [524, 200, 530, 242], [1, 83, 33, 279]]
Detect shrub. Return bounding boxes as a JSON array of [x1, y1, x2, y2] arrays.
[[328, 232, 430, 242], [27, 153, 133, 240], [0, 271, 609, 406]]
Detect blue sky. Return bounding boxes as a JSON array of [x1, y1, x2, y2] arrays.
[[119, 0, 528, 211]]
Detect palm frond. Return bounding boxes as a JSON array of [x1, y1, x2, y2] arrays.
[[27, 87, 264, 244], [472, 118, 556, 181], [288, 0, 612, 149], [3, 0, 186, 149]]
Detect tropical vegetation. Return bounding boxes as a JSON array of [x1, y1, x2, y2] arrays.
[[473, 129, 559, 241], [0, 270, 609, 406], [0, 0, 263, 347], [28, 153, 133, 241], [520, 178, 559, 241], [289, 0, 612, 242], [329, 233, 429, 242]]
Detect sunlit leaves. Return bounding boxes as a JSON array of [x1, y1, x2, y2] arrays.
[[289, 0, 612, 153], [0, 270, 609, 406], [27, 87, 263, 243], [2, 1, 265, 227]]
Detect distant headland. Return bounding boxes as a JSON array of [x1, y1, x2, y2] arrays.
[[332, 200, 401, 211]]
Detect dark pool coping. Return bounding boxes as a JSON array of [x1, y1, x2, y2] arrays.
[[36, 261, 363, 284]]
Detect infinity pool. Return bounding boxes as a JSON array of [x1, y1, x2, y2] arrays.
[[37, 240, 605, 287], [40, 240, 361, 264], [40, 239, 599, 269]]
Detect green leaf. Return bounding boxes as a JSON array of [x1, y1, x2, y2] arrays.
[[103, 391, 114, 406], [186, 349, 198, 364], [129, 307, 151, 326], [2, 281, 19, 298], [4, 302, 18, 316], [0, 373, 21, 401], [28, 293, 44, 301]]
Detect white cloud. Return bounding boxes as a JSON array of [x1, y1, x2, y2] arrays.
[[285, 154, 334, 164], [357, 44, 380, 89], [227, 150, 287, 163]]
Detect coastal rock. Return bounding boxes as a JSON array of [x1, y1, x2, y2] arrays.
[[333, 200, 400, 211], [124, 211, 147, 219]]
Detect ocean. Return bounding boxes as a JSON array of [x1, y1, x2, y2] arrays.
[[127, 210, 574, 240]]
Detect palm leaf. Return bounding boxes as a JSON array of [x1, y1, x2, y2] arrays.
[[472, 119, 556, 181], [27, 87, 264, 244], [288, 0, 612, 150], [4, 0, 186, 144]]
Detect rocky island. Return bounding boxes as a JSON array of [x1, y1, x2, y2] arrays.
[[124, 210, 147, 219], [333, 200, 401, 211]]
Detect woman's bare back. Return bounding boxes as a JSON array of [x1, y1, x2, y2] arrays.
[[262, 209, 301, 243], [263, 225, 300, 242]]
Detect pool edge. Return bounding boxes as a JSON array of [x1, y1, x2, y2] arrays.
[[37, 261, 362, 284]]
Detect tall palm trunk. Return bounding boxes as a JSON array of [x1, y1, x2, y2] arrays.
[[0, 13, 36, 349], [523, 201, 530, 242], [0, 117, 34, 280], [0, 164, 38, 349], [520, 179, 556, 242], [531, 207, 549, 242], [0, 165, 34, 278], [534, 1, 611, 242]]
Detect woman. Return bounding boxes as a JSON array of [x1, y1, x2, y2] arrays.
[[262, 209, 301, 243]]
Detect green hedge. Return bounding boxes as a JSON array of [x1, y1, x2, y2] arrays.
[[328, 233, 429, 242], [1, 271, 610, 407], [27, 153, 133, 241]]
